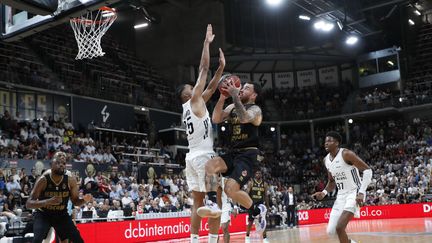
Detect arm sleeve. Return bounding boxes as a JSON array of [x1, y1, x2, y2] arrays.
[[359, 169, 373, 195]]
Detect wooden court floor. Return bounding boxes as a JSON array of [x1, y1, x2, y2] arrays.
[[154, 217, 432, 243]]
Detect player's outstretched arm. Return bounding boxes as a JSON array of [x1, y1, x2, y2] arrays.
[[69, 176, 93, 207], [343, 149, 373, 204], [202, 48, 225, 103], [191, 24, 214, 117], [26, 176, 61, 209], [212, 96, 233, 124]]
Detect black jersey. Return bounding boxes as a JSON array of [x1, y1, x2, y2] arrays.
[[38, 174, 70, 214], [249, 179, 265, 204], [226, 104, 260, 149]]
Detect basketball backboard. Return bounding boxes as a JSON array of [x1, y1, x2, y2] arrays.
[[0, 0, 122, 41]]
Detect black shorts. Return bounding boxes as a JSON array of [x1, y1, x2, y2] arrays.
[[33, 211, 84, 243], [221, 148, 260, 187]]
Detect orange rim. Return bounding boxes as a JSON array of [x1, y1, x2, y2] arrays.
[[70, 6, 116, 24]]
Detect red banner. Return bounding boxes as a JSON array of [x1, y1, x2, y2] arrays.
[[76, 203, 432, 242], [77, 214, 249, 243], [297, 202, 432, 225]]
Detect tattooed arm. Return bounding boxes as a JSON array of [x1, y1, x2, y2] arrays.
[[232, 96, 262, 125], [224, 81, 262, 126]]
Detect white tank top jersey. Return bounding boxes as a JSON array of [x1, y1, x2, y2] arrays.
[[324, 148, 362, 195], [182, 100, 214, 159]]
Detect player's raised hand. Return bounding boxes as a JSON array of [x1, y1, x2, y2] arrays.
[[225, 78, 241, 97], [219, 82, 229, 100], [312, 191, 326, 200], [205, 24, 215, 44]]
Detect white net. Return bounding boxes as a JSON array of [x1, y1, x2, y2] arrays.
[[70, 7, 117, 60]]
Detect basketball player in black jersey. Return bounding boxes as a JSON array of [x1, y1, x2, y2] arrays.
[[26, 152, 93, 243], [245, 170, 269, 243], [197, 78, 267, 229]]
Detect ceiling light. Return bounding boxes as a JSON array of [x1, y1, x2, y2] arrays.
[[387, 60, 394, 66], [299, 15, 311, 21], [408, 19, 415, 26], [266, 0, 283, 7], [337, 21, 343, 30], [134, 23, 149, 29], [314, 20, 334, 32], [345, 36, 358, 45], [322, 22, 334, 31], [414, 10, 421, 16], [314, 20, 325, 30]]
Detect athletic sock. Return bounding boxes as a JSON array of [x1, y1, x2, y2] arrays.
[[207, 191, 217, 204], [191, 234, 199, 243], [208, 233, 218, 243]]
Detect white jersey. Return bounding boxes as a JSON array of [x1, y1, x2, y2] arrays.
[[324, 148, 361, 195], [182, 100, 214, 160]]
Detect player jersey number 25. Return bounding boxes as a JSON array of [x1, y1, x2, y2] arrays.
[[183, 115, 210, 139]]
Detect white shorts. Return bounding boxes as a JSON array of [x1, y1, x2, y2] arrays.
[[326, 190, 360, 235], [185, 152, 215, 192], [221, 208, 231, 225]]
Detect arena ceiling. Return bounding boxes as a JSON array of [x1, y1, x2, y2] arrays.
[[113, 0, 431, 72]]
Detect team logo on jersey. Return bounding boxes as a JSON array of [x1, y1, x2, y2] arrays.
[[62, 183, 67, 190], [242, 170, 248, 177]]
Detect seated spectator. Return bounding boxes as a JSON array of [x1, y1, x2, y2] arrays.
[[160, 201, 177, 213], [20, 184, 31, 206], [6, 175, 21, 196], [147, 200, 160, 213], [109, 186, 121, 201], [121, 191, 133, 207], [0, 171, 6, 192], [103, 147, 117, 164], [82, 202, 98, 220], [97, 202, 110, 219]]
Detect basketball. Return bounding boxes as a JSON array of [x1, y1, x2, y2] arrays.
[[218, 75, 241, 97]]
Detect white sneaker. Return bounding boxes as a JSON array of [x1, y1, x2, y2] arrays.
[[197, 200, 222, 218], [263, 238, 270, 243], [255, 204, 267, 232], [245, 236, 250, 243], [258, 204, 267, 218]]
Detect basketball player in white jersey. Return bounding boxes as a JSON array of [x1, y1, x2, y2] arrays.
[[176, 24, 225, 243], [312, 131, 373, 243]]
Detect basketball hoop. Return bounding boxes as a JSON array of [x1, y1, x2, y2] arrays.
[[70, 7, 117, 60]]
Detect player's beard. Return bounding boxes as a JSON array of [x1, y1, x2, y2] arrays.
[[53, 168, 64, 176], [240, 94, 249, 103]]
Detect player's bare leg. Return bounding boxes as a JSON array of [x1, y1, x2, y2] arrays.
[[336, 211, 355, 243]]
